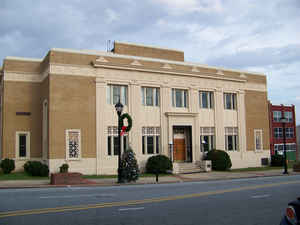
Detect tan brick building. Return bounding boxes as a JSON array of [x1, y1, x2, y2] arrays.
[[0, 42, 270, 174]]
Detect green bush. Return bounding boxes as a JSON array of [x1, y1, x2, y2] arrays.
[[24, 161, 49, 177], [120, 147, 140, 182], [146, 155, 173, 174], [271, 154, 284, 167], [0, 158, 15, 174], [59, 163, 69, 173], [205, 150, 232, 171]]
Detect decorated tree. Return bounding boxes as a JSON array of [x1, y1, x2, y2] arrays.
[[120, 146, 139, 182]]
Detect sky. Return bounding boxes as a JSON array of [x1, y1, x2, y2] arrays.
[[1, 0, 300, 124]]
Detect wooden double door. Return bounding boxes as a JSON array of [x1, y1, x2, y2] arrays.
[[173, 138, 186, 161]]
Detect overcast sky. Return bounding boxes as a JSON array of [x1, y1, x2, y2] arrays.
[[1, 0, 300, 124]]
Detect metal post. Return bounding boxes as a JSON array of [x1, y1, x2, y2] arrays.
[[282, 122, 288, 174], [117, 112, 123, 183]]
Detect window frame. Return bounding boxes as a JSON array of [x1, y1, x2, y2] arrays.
[[172, 88, 188, 108], [285, 127, 294, 138], [225, 127, 239, 151], [15, 131, 30, 159], [254, 129, 263, 151], [273, 111, 282, 122], [107, 84, 128, 105], [274, 127, 283, 139], [142, 127, 161, 155], [284, 111, 293, 123], [107, 126, 128, 156], [141, 87, 160, 107], [224, 93, 237, 110], [200, 127, 215, 152], [199, 91, 214, 109]]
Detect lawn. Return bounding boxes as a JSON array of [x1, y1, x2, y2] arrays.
[[0, 171, 49, 180]]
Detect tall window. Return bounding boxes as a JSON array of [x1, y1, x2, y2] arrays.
[[225, 127, 238, 151], [284, 111, 293, 122], [286, 127, 294, 138], [254, 129, 263, 151], [66, 129, 81, 160], [199, 91, 214, 109], [273, 111, 282, 122], [200, 127, 215, 152], [107, 126, 128, 156], [224, 93, 237, 110], [172, 89, 188, 108], [107, 85, 128, 105], [142, 127, 160, 154], [141, 87, 160, 106], [42, 100, 48, 160], [16, 131, 30, 159], [274, 127, 283, 139]]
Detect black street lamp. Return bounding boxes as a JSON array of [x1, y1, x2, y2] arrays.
[[115, 100, 124, 183], [280, 116, 288, 174]]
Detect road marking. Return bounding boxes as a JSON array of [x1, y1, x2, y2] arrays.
[[1, 180, 299, 218], [40, 194, 115, 199], [251, 194, 271, 199], [119, 207, 145, 211]]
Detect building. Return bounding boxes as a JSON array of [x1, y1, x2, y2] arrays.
[[296, 125, 300, 160], [0, 42, 270, 174], [268, 102, 298, 160]]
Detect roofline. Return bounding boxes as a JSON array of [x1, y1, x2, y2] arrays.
[[5, 56, 42, 62], [114, 41, 183, 53], [51, 48, 266, 76]]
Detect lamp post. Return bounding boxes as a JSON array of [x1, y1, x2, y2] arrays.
[[115, 100, 124, 183], [280, 116, 288, 174]]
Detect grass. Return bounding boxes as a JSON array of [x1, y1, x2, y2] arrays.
[[228, 161, 297, 172], [0, 172, 49, 180]]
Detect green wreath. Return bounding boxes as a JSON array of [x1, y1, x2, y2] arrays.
[[120, 113, 133, 132]]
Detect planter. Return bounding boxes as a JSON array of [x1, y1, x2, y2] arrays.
[[293, 163, 300, 172], [50, 172, 95, 185]]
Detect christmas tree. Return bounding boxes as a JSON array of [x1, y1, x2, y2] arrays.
[[120, 146, 140, 182]]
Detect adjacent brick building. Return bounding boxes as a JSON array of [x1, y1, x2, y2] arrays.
[[0, 42, 271, 174], [268, 102, 298, 160]]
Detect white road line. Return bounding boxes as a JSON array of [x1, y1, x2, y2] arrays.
[[40, 194, 115, 199], [251, 194, 271, 199], [119, 207, 145, 211]]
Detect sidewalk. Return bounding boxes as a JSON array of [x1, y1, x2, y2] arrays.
[[0, 169, 299, 189]]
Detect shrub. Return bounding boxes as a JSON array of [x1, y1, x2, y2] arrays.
[[24, 161, 49, 177], [205, 150, 232, 171], [0, 158, 15, 174], [120, 147, 139, 182], [59, 163, 69, 173], [271, 154, 284, 167], [146, 155, 173, 174]]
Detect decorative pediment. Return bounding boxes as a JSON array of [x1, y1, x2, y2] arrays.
[[130, 60, 142, 66], [162, 63, 172, 69], [95, 56, 108, 63], [240, 73, 247, 78], [192, 66, 200, 72], [217, 70, 224, 75]]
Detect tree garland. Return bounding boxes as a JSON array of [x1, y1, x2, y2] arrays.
[[120, 113, 133, 134]]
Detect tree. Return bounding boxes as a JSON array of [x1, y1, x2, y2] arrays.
[[120, 147, 139, 182]]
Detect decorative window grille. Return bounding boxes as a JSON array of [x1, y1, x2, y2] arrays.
[[66, 129, 81, 160], [254, 129, 263, 151]]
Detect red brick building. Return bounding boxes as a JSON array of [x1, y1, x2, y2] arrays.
[[268, 102, 297, 160]]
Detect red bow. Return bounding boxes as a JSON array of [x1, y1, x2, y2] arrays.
[[120, 126, 127, 136]]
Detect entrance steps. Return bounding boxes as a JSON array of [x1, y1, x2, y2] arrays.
[[173, 162, 204, 174]]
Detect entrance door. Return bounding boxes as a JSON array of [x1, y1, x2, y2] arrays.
[[173, 138, 186, 161]]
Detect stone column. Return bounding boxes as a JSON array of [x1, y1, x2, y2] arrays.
[[214, 87, 225, 150], [237, 90, 246, 158]]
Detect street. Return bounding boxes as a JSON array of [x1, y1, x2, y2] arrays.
[[1, 175, 300, 225]]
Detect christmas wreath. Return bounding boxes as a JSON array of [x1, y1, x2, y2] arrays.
[[120, 113, 132, 135]]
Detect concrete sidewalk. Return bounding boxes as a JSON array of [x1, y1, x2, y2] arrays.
[[0, 169, 299, 189]]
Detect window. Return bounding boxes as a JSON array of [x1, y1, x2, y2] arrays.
[[199, 91, 214, 109], [254, 129, 263, 151], [172, 89, 188, 108], [274, 127, 283, 139], [273, 111, 282, 122], [224, 93, 237, 110], [142, 127, 160, 154], [42, 99, 48, 160], [66, 129, 81, 160], [16, 131, 30, 159], [141, 87, 160, 106], [284, 111, 293, 122], [225, 127, 238, 151], [107, 126, 128, 156], [200, 127, 215, 152], [107, 85, 128, 105], [285, 127, 294, 138], [275, 143, 296, 155]]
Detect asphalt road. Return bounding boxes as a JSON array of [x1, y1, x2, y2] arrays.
[[1, 175, 300, 225]]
